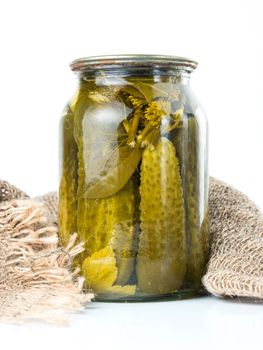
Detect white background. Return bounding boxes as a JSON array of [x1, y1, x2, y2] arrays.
[[0, 1, 263, 349]]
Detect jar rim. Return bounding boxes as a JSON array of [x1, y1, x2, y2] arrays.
[[70, 54, 198, 73]]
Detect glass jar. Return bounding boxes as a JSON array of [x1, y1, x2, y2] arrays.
[[58, 55, 209, 301]]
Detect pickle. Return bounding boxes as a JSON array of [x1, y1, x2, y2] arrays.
[[82, 246, 136, 296], [136, 137, 186, 294], [184, 117, 204, 287], [58, 104, 78, 246], [108, 176, 140, 285], [174, 116, 206, 288], [77, 177, 139, 285]]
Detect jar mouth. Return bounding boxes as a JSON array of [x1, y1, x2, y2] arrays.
[[70, 54, 198, 73]]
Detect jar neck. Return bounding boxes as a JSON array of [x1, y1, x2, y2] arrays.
[[78, 67, 191, 86]]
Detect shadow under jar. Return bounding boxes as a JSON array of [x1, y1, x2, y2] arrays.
[[58, 55, 209, 301]]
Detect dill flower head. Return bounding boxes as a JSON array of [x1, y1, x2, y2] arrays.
[[143, 100, 170, 127], [128, 95, 146, 109]]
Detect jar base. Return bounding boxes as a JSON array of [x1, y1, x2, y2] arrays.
[[93, 288, 208, 303]]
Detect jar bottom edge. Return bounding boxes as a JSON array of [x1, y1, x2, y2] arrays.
[[92, 288, 208, 303]]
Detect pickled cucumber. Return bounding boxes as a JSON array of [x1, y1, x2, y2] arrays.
[[82, 246, 136, 295], [174, 115, 206, 288], [137, 137, 186, 294], [58, 104, 78, 246], [185, 117, 205, 287], [77, 177, 139, 285]]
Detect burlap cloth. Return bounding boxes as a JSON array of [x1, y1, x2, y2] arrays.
[[0, 180, 93, 323], [204, 177, 263, 299], [0, 177, 262, 323]]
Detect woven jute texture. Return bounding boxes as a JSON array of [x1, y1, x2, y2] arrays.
[[202, 177, 263, 299], [0, 180, 93, 324]]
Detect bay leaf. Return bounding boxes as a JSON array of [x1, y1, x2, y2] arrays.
[[117, 84, 147, 108], [76, 100, 141, 199], [128, 81, 178, 102], [80, 142, 142, 199]]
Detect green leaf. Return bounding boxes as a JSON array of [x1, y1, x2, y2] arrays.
[[75, 99, 142, 199], [80, 142, 142, 199], [117, 85, 147, 108], [129, 82, 179, 102]]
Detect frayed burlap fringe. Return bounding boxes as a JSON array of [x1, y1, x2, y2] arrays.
[[34, 191, 58, 225], [0, 181, 93, 323], [202, 177, 263, 299]]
